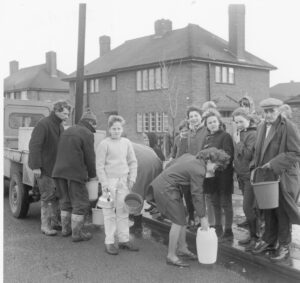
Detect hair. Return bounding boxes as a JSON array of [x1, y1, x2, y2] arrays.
[[278, 104, 292, 119], [178, 120, 189, 131], [202, 110, 222, 127], [186, 105, 202, 118], [202, 101, 217, 112], [239, 97, 251, 108], [108, 115, 125, 128], [196, 147, 230, 171], [231, 107, 251, 120], [53, 100, 72, 112]]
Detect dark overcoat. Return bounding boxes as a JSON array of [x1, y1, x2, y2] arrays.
[[253, 115, 300, 224], [148, 154, 206, 225], [52, 120, 96, 184], [132, 143, 163, 199], [28, 111, 64, 177]]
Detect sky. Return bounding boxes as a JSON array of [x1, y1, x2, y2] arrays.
[[1, 0, 300, 90]]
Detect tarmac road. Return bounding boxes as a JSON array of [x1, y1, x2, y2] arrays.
[[3, 197, 252, 283]]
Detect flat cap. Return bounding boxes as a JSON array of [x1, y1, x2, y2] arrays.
[[259, 98, 283, 109]]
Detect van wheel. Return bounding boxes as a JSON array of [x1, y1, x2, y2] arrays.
[[9, 172, 30, 218]]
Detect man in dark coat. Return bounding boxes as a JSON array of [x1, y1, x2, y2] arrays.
[[52, 109, 98, 242], [251, 98, 300, 261], [28, 100, 71, 236]]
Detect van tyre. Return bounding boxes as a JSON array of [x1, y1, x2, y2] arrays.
[[9, 172, 30, 218]]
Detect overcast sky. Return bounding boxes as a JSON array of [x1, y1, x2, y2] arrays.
[[1, 0, 300, 88]]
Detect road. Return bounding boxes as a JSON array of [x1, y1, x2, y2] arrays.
[[3, 197, 252, 283]]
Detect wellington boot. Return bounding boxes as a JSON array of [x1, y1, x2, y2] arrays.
[[71, 214, 92, 242], [61, 210, 72, 237], [130, 214, 143, 234], [50, 200, 62, 231], [41, 202, 57, 236]]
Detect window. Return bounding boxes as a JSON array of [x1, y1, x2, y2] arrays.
[[90, 79, 95, 93], [220, 110, 233, 118], [95, 79, 99, 92], [9, 113, 45, 129], [21, 91, 27, 100], [111, 76, 117, 91], [136, 67, 169, 91], [137, 112, 168, 133], [215, 65, 235, 84], [84, 80, 87, 94]]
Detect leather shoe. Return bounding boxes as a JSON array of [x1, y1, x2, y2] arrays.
[[166, 257, 189, 267], [177, 250, 198, 261], [270, 245, 290, 262], [119, 241, 139, 251], [252, 240, 273, 255], [105, 244, 119, 255]]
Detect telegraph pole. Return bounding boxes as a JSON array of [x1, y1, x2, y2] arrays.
[[74, 3, 86, 123]]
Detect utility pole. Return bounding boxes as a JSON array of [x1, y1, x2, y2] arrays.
[[74, 3, 86, 123]]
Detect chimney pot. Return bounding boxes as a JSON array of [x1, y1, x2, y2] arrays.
[[154, 19, 172, 37], [99, 35, 111, 57], [228, 4, 245, 59], [9, 60, 19, 75], [46, 51, 57, 77]]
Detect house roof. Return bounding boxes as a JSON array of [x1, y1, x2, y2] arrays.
[[270, 81, 300, 101], [65, 24, 276, 81], [285, 94, 300, 105], [4, 64, 69, 92]]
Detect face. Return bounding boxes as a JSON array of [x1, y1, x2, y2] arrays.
[[143, 133, 149, 146], [206, 160, 218, 177], [188, 111, 202, 127], [206, 116, 220, 133], [55, 107, 70, 122], [109, 121, 123, 139], [263, 107, 280, 123], [234, 115, 250, 131], [180, 127, 189, 138]]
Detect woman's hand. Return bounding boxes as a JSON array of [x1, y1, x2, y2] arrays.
[[200, 217, 209, 231]]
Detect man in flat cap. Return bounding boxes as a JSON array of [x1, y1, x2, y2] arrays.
[[52, 108, 98, 242], [251, 98, 300, 261]]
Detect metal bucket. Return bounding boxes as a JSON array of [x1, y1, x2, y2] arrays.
[[251, 167, 280, 209], [124, 193, 143, 215], [92, 208, 104, 225]]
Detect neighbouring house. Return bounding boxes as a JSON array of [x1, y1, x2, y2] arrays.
[[4, 51, 70, 102], [270, 81, 300, 102], [285, 94, 300, 130], [64, 4, 276, 154]]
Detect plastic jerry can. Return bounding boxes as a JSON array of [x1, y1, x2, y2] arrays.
[[196, 227, 218, 264]]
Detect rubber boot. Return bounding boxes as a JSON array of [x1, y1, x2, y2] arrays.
[[61, 210, 72, 237], [71, 214, 92, 242], [130, 214, 143, 234], [50, 199, 62, 231], [41, 201, 57, 236]]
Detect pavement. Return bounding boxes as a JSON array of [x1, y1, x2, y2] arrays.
[[142, 192, 300, 282]]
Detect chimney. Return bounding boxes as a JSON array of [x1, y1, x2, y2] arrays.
[[45, 51, 57, 77], [9, 60, 19, 75], [228, 4, 245, 60], [99, 35, 111, 57], [154, 19, 172, 37]]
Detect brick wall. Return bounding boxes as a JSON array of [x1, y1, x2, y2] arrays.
[[290, 105, 300, 131], [27, 90, 70, 102]]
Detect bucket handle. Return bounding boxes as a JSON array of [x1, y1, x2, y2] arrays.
[[250, 167, 280, 185]]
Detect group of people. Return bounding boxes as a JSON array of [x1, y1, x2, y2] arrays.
[[28, 95, 300, 268]]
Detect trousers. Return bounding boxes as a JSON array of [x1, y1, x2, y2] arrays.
[[102, 176, 130, 245]]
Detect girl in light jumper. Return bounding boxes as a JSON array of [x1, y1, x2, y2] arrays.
[[96, 115, 138, 255]]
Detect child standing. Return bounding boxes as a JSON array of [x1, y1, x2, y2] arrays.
[[96, 115, 138, 255]]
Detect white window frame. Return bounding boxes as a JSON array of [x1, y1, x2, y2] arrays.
[[111, 76, 117, 91], [95, 79, 99, 92], [136, 71, 142, 91]]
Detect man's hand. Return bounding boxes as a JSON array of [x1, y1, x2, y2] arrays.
[[261, 163, 271, 169], [89, 177, 98, 181], [200, 217, 209, 231], [32, 169, 41, 178]]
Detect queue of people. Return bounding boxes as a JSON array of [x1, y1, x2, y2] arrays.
[[28, 96, 300, 267]]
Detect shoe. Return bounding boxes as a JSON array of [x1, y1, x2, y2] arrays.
[[166, 257, 189, 267], [145, 204, 156, 212], [237, 220, 249, 228], [130, 215, 143, 234], [245, 237, 258, 252], [215, 225, 223, 238], [219, 229, 233, 243], [119, 241, 139, 251], [238, 236, 251, 246], [71, 214, 92, 242], [252, 240, 274, 255], [105, 244, 119, 255], [177, 250, 198, 261], [269, 245, 290, 262]]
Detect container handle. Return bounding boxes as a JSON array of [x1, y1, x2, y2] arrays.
[[250, 166, 280, 185]]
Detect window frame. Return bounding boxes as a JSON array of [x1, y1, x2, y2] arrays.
[[215, 65, 235, 85]]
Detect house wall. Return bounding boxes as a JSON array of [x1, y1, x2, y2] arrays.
[[289, 104, 300, 130], [26, 90, 70, 102]]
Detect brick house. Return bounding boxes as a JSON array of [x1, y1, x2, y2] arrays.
[[285, 95, 300, 130], [270, 81, 300, 101], [64, 4, 275, 153], [4, 51, 69, 102]]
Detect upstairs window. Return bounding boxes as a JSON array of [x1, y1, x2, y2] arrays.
[[111, 76, 117, 91], [136, 67, 168, 91], [215, 65, 235, 84]]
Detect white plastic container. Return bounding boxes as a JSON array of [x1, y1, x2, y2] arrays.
[[92, 208, 104, 225], [196, 227, 218, 264], [86, 180, 99, 201], [18, 127, 33, 151]]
